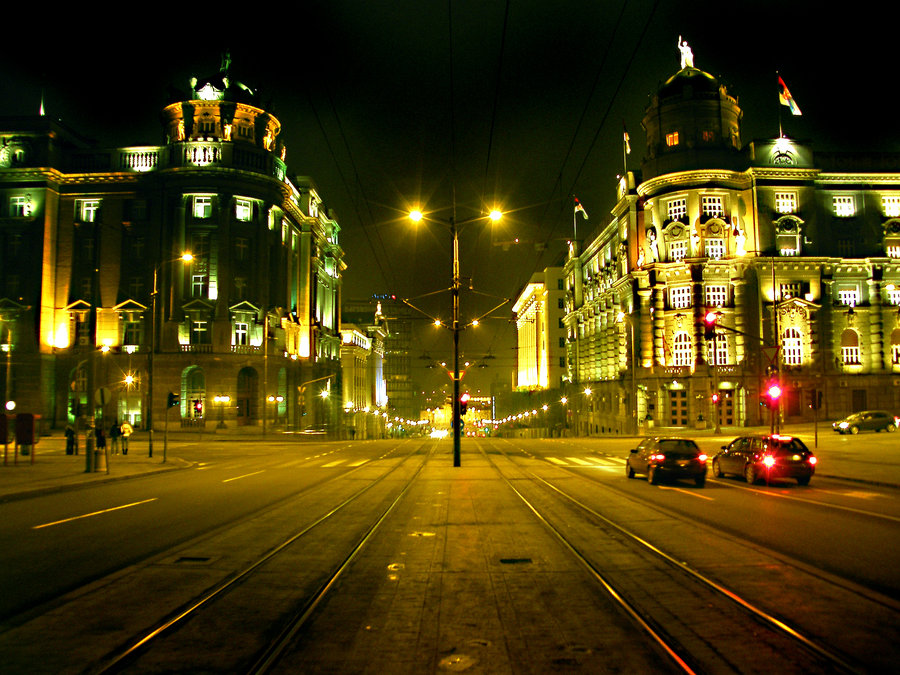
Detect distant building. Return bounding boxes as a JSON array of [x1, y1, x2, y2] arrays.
[[0, 61, 344, 435], [512, 268, 566, 390], [561, 53, 900, 436], [340, 305, 388, 439]]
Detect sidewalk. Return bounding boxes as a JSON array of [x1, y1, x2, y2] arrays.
[[0, 433, 186, 502]]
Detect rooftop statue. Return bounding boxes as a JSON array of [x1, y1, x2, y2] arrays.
[[678, 36, 694, 69]]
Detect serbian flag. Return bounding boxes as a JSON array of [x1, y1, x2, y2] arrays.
[[778, 76, 802, 116], [623, 124, 631, 154], [574, 197, 589, 219]]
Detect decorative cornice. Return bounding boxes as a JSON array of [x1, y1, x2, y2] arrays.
[[637, 169, 751, 198]]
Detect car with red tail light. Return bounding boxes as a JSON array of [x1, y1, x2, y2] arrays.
[[626, 437, 708, 487], [712, 434, 816, 485]]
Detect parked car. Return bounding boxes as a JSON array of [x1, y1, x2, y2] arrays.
[[832, 410, 899, 435], [626, 437, 707, 487], [712, 434, 816, 485]]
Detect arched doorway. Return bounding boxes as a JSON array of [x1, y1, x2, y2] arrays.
[[237, 367, 258, 425], [182, 366, 206, 424]]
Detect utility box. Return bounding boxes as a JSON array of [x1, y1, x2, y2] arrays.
[[15, 413, 40, 455]]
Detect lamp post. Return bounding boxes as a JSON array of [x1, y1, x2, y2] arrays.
[[214, 394, 231, 429], [148, 253, 192, 458], [409, 207, 502, 467]]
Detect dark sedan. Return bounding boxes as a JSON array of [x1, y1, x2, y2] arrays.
[[712, 434, 816, 485], [626, 437, 707, 487], [832, 410, 899, 435]]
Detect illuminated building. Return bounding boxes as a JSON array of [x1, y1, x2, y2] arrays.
[[0, 62, 344, 433], [512, 268, 566, 390], [563, 54, 900, 434], [340, 304, 388, 439]]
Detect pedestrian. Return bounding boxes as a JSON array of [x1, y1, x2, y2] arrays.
[[65, 423, 75, 455], [95, 425, 106, 453], [120, 421, 133, 455], [109, 421, 121, 454]]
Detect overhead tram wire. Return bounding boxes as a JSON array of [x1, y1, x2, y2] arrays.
[[305, 86, 397, 293], [481, 0, 511, 201]]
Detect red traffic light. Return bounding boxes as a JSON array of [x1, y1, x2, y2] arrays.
[[460, 392, 470, 415], [765, 383, 782, 401], [703, 311, 718, 325]]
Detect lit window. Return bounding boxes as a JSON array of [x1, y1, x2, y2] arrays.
[[701, 130, 714, 142], [705, 238, 725, 259], [192, 275, 208, 298], [667, 198, 687, 221], [123, 319, 141, 346], [705, 285, 727, 307], [669, 240, 688, 262], [673, 332, 692, 366], [782, 327, 803, 365], [235, 198, 252, 221], [883, 196, 900, 217], [838, 289, 859, 306], [78, 199, 101, 222], [780, 282, 802, 300], [666, 132, 680, 147], [701, 196, 724, 217], [833, 195, 855, 217], [841, 329, 860, 365], [235, 322, 249, 346], [670, 286, 692, 309], [10, 195, 32, 217], [887, 245, 900, 259], [775, 192, 797, 214], [193, 195, 213, 219], [887, 288, 900, 305], [707, 333, 729, 366]]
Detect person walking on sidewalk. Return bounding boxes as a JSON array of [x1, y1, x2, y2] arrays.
[[109, 421, 121, 454], [120, 421, 133, 455]]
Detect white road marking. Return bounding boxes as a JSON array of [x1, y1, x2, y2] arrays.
[[223, 470, 265, 483], [33, 499, 158, 529]]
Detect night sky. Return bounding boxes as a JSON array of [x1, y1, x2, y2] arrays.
[[2, 2, 894, 396]]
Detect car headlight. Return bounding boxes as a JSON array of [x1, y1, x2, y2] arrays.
[[838, 422, 849, 429]]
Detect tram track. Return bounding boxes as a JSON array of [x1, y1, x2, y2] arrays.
[[477, 438, 867, 674]]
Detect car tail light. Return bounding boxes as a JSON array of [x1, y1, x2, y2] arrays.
[[650, 453, 665, 461], [808, 456, 817, 465], [762, 455, 776, 468], [698, 453, 708, 462]]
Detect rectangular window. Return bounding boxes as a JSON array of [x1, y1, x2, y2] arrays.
[[123, 319, 141, 346], [705, 238, 725, 259], [887, 288, 900, 305], [701, 130, 714, 142], [833, 195, 855, 217], [780, 282, 802, 300], [707, 334, 729, 366], [837, 238, 854, 257], [883, 196, 900, 218], [234, 237, 249, 261], [78, 199, 101, 222], [557, 298, 564, 309], [235, 198, 252, 221], [701, 195, 723, 217], [235, 322, 249, 345], [669, 240, 688, 262], [841, 346, 861, 365], [192, 275, 208, 298], [10, 195, 32, 217], [782, 332, 803, 366], [893, 344, 900, 365], [191, 320, 209, 344], [666, 131, 679, 147], [774, 192, 797, 214], [887, 245, 900, 259], [193, 195, 213, 219], [673, 334, 692, 367], [670, 286, 692, 309], [667, 198, 687, 221], [705, 285, 727, 307], [838, 289, 859, 306]]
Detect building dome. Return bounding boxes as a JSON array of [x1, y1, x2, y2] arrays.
[[640, 64, 744, 180]]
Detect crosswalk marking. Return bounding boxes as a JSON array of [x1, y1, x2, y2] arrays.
[[546, 455, 625, 467], [347, 459, 368, 467], [321, 459, 346, 467], [547, 457, 567, 465]]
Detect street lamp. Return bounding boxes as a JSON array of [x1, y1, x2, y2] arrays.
[[214, 394, 231, 429], [408, 207, 502, 467], [148, 252, 192, 457]]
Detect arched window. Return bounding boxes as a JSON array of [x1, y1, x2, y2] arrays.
[[673, 332, 692, 366], [841, 329, 860, 365], [706, 333, 729, 366], [782, 327, 803, 365]]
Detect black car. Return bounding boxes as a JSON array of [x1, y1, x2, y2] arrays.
[[832, 410, 899, 435], [626, 437, 707, 487], [712, 434, 816, 485]]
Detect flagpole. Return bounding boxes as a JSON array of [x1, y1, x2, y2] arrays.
[[776, 71, 783, 138]]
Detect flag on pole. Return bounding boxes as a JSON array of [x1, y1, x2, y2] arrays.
[[778, 76, 802, 116], [574, 197, 589, 219], [623, 124, 631, 154]]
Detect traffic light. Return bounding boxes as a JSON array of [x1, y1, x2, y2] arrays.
[[193, 399, 203, 417], [167, 392, 180, 408], [703, 310, 718, 340], [460, 392, 470, 416], [711, 392, 720, 405], [763, 381, 782, 408]]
